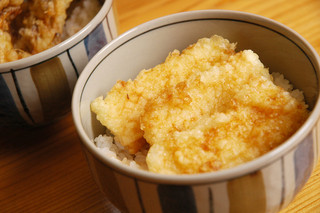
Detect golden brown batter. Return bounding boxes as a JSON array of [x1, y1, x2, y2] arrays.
[[91, 35, 309, 174]]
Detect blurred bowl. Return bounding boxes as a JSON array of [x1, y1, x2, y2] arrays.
[[0, 0, 118, 126], [72, 10, 320, 213]]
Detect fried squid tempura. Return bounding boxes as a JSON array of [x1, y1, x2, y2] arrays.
[[91, 35, 309, 174], [91, 36, 237, 154]]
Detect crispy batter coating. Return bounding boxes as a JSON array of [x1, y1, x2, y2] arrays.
[[13, 0, 73, 54], [0, 0, 29, 63], [91, 35, 309, 174], [0, 0, 23, 31], [91, 35, 236, 154], [0, 0, 23, 10], [0, 29, 30, 63], [0, 0, 74, 63]]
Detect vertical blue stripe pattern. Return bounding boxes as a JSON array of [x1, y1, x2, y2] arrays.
[[11, 70, 35, 124], [135, 179, 146, 213], [208, 187, 214, 213], [0, 74, 25, 126], [157, 185, 197, 213], [67, 49, 79, 78], [294, 132, 314, 194], [84, 23, 108, 60], [278, 157, 286, 211]]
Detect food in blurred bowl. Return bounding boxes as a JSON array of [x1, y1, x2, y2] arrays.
[[0, 0, 101, 63], [0, 0, 117, 126]]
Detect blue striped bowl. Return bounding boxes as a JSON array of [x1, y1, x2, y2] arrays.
[[0, 0, 117, 126], [72, 10, 320, 213]]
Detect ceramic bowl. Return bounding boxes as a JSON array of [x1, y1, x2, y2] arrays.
[[0, 0, 118, 126], [72, 10, 320, 213]]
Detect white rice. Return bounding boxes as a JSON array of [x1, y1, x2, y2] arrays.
[[93, 72, 307, 170], [271, 72, 305, 102], [94, 135, 148, 170]]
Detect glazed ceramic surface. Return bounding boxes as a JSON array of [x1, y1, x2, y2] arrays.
[[0, 0, 118, 126], [72, 10, 320, 213]]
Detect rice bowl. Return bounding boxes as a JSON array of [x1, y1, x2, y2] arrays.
[[72, 10, 320, 213]]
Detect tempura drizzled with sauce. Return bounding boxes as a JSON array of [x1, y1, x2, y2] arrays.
[[91, 35, 309, 175]]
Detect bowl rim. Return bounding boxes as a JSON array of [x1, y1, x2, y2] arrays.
[[0, 0, 113, 73], [72, 9, 320, 185]]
